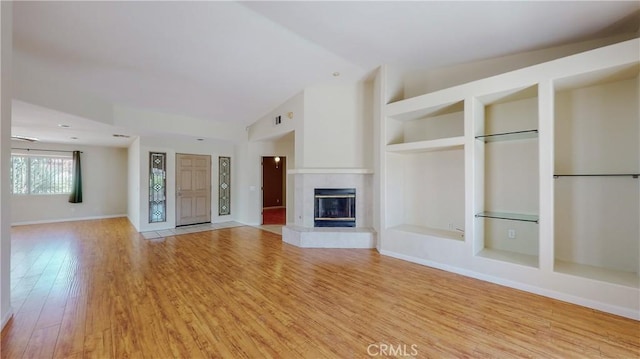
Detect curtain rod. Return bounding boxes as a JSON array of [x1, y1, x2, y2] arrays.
[[11, 147, 83, 153]]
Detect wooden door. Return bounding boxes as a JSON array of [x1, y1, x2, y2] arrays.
[[176, 154, 211, 226]]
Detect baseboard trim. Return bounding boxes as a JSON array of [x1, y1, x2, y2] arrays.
[[379, 249, 640, 321], [1, 307, 13, 330], [12, 214, 127, 226]]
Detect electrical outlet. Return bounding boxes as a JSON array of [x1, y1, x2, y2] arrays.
[[508, 229, 516, 239]]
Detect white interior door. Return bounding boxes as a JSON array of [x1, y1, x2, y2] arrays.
[[176, 154, 211, 226]]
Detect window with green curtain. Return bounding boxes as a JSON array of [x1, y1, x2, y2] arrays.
[[68, 150, 82, 203]]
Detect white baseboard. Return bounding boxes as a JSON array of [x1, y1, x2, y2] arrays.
[[379, 249, 640, 321], [12, 214, 127, 226], [1, 307, 13, 330]]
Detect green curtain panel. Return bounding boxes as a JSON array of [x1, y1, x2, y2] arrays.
[[68, 150, 83, 203]]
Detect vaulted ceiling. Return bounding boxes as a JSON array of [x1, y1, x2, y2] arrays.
[[11, 1, 640, 146]]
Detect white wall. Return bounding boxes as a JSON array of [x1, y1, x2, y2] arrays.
[[243, 92, 303, 225], [127, 138, 141, 230], [132, 136, 236, 232], [302, 82, 373, 169], [555, 77, 639, 273], [11, 141, 128, 225], [1, 0, 12, 330]]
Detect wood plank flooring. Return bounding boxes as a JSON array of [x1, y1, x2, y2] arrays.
[[2, 218, 638, 358]]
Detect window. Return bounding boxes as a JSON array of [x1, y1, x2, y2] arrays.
[[10, 154, 74, 195]]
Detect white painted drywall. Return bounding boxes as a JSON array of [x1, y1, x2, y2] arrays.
[[11, 141, 128, 225], [0, 0, 13, 330], [554, 77, 639, 273], [13, 50, 115, 127], [403, 149, 466, 232], [403, 33, 638, 98], [113, 105, 246, 143], [244, 91, 302, 225], [302, 82, 373, 169], [127, 138, 141, 230]]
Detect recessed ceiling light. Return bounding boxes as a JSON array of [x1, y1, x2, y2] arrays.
[[70, 137, 78, 140], [197, 138, 204, 141], [58, 124, 70, 128], [332, 72, 340, 77]]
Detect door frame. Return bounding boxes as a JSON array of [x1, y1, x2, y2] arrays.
[[261, 155, 286, 225]]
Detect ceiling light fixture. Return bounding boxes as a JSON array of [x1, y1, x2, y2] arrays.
[[332, 72, 340, 77], [70, 137, 78, 140], [197, 138, 204, 141], [58, 124, 70, 128]]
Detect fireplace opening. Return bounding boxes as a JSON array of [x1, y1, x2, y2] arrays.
[[314, 188, 356, 227]]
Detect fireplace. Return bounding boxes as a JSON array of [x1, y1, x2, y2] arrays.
[[314, 188, 356, 227]]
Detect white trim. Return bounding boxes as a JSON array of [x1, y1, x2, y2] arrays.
[[379, 249, 640, 320], [11, 214, 127, 226], [1, 307, 13, 330]]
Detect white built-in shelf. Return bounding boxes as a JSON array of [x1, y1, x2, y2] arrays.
[[386, 136, 465, 153], [388, 224, 464, 241], [475, 211, 539, 223], [287, 168, 373, 175], [386, 99, 464, 121], [554, 260, 639, 289], [476, 248, 538, 268], [475, 129, 538, 142]]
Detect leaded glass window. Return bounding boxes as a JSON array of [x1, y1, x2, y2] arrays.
[[149, 152, 167, 223], [219, 156, 231, 215]]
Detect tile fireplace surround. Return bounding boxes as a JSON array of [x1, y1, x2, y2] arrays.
[[282, 170, 376, 248]]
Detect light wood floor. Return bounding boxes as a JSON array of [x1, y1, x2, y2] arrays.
[[1, 218, 638, 358]]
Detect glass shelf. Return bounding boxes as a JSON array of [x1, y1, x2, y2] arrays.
[[475, 129, 538, 142], [475, 211, 539, 223], [554, 174, 639, 178]]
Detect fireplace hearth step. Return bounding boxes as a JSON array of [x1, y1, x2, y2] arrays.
[[282, 225, 376, 249]]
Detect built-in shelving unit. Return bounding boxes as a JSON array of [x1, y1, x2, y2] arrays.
[[473, 85, 540, 267], [384, 98, 465, 241], [379, 39, 640, 319], [553, 62, 639, 287], [386, 101, 464, 146]]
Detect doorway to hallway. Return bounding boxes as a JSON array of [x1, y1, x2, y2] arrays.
[[262, 156, 286, 225]]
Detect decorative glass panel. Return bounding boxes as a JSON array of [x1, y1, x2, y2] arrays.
[[219, 156, 231, 215], [149, 152, 167, 223]]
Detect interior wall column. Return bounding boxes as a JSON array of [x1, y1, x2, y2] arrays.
[[0, 0, 14, 329]]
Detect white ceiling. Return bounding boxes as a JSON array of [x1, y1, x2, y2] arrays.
[[11, 1, 640, 147]]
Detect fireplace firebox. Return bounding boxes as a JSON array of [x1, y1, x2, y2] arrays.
[[314, 188, 356, 227]]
